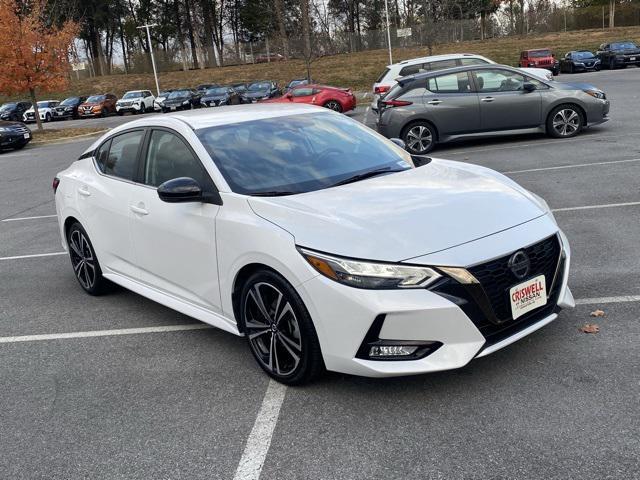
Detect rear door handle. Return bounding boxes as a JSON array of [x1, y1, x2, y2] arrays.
[[481, 97, 495, 103], [78, 186, 91, 197], [130, 205, 149, 216], [427, 99, 442, 105]]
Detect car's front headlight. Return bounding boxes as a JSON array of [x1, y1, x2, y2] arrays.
[[299, 248, 441, 289], [182, 100, 190, 105], [584, 88, 606, 99]]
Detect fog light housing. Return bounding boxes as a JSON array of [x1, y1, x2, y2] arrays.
[[369, 345, 418, 357]]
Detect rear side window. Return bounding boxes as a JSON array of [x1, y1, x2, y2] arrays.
[[428, 59, 458, 71], [376, 68, 391, 83], [103, 130, 144, 180], [460, 58, 489, 66], [426, 72, 471, 93], [95, 140, 111, 172], [399, 64, 426, 76]]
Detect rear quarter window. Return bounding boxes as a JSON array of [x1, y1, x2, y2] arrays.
[[376, 68, 391, 83]]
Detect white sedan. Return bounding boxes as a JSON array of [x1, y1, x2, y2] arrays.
[[54, 104, 574, 384]]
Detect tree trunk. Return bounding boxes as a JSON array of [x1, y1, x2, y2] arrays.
[[184, 0, 199, 69], [609, 0, 615, 28], [274, 0, 289, 59], [518, 0, 526, 35], [301, 0, 312, 80], [508, 0, 515, 34], [480, 11, 486, 40], [29, 88, 43, 132], [118, 16, 129, 73]]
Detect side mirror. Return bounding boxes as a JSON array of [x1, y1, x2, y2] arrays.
[[389, 138, 406, 150], [411, 154, 432, 167], [523, 82, 536, 92], [157, 177, 203, 203], [285, 92, 293, 100]]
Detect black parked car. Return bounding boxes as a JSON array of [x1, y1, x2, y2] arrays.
[[560, 51, 601, 73], [242, 81, 281, 102], [597, 41, 640, 69], [160, 89, 201, 113], [0, 120, 31, 151], [195, 83, 220, 94], [231, 83, 249, 95], [52, 96, 88, 120], [201, 87, 242, 107], [0, 101, 31, 121]]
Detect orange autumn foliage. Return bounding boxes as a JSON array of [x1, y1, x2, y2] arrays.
[[0, 0, 78, 130]]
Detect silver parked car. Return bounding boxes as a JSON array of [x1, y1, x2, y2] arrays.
[[376, 65, 610, 154]]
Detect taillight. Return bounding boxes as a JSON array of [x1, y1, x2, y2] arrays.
[[381, 100, 413, 108], [374, 85, 390, 95], [52, 177, 60, 194]]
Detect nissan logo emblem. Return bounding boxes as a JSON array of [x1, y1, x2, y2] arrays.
[[508, 251, 531, 279]]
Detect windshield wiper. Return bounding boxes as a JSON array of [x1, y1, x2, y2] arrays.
[[250, 190, 301, 197], [330, 167, 407, 187]]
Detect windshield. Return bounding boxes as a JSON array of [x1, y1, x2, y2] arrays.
[[574, 51, 595, 59], [611, 42, 637, 50], [123, 92, 143, 99], [158, 91, 171, 97], [248, 82, 270, 92], [196, 113, 413, 195], [233, 85, 247, 92], [0, 103, 17, 111], [529, 50, 551, 57], [61, 97, 80, 105], [168, 90, 190, 99], [205, 87, 229, 95], [86, 95, 105, 103], [37, 101, 53, 107]]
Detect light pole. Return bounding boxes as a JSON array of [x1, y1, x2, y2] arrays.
[[384, 0, 393, 64], [137, 23, 161, 96]]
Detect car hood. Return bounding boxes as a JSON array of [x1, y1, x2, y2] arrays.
[[244, 91, 270, 98], [80, 103, 102, 107], [163, 97, 190, 103], [555, 81, 601, 92], [202, 95, 228, 101], [0, 120, 24, 128], [248, 159, 547, 262]]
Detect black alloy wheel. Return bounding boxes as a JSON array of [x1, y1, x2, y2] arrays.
[[67, 222, 110, 295], [240, 270, 323, 385]]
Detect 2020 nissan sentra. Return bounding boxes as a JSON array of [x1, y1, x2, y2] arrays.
[[54, 104, 574, 384], [377, 64, 610, 154]]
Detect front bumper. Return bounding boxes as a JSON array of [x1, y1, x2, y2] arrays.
[[0, 130, 31, 148], [116, 104, 142, 113], [296, 223, 573, 377]]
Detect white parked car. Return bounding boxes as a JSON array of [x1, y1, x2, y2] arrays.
[[154, 90, 174, 111], [371, 53, 554, 110], [23, 100, 60, 123], [116, 90, 155, 115], [54, 104, 574, 384]]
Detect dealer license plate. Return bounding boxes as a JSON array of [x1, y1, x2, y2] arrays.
[[23, 133, 30, 139], [630, 57, 636, 61], [170, 106, 176, 111], [509, 274, 547, 320]]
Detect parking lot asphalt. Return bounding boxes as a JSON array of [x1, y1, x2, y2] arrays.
[[1, 68, 639, 479]]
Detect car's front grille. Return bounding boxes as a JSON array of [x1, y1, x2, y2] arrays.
[[468, 235, 561, 322], [12, 125, 30, 134]]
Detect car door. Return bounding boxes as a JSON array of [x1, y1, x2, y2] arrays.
[[422, 70, 480, 135], [129, 128, 222, 312], [76, 129, 145, 278], [472, 68, 542, 131], [290, 87, 316, 104]]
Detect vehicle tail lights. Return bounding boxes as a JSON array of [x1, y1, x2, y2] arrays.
[[374, 85, 390, 95], [381, 99, 413, 108], [52, 177, 60, 194]]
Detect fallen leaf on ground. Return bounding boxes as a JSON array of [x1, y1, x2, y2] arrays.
[[580, 323, 600, 334], [590, 309, 605, 317]]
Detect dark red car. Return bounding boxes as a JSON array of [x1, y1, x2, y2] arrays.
[[262, 84, 357, 113], [519, 49, 560, 75]]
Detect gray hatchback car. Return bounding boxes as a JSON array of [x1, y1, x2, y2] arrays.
[[377, 64, 610, 154]]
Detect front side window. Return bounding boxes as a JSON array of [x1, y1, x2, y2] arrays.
[[196, 113, 412, 195], [103, 130, 144, 180], [95, 139, 111, 173], [426, 72, 471, 94], [292, 88, 314, 97], [474, 69, 526, 93], [144, 130, 210, 188]]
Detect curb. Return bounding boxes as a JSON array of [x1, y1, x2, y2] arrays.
[[30, 128, 110, 146]]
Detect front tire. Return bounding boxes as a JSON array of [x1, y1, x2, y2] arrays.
[[67, 222, 110, 295], [402, 121, 437, 154], [547, 104, 584, 139], [45, 113, 51, 122], [240, 270, 324, 385]]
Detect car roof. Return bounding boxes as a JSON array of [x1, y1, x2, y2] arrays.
[[524, 48, 551, 52], [107, 103, 325, 132], [401, 63, 523, 82], [388, 53, 488, 68]]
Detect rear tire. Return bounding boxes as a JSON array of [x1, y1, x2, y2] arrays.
[[402, 121, 437, 154], [67, 222, 110, 295], [45, 113, 51, 122], [323, 100, 343, 113], [239, 269, 324, 385], [546, 104, 584, 139]]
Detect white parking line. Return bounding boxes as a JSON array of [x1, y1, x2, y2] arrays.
[[233, 379, 288, 480], [504, 158, 640, 174], [2, 214, 57, 222], [552, 201, 640, 212], [575, 295, 640, 305], [0, 252, 66, 261], [0, 324, 212, 343]]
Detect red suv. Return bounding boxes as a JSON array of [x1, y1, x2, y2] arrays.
[[519, 49, 560, 76]]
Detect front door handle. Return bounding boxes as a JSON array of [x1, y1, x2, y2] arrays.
[[78, 186, 91, 197], [481, 97, 495, 103], [130, 205, 149, 216], [427, 99, 442, 105]]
